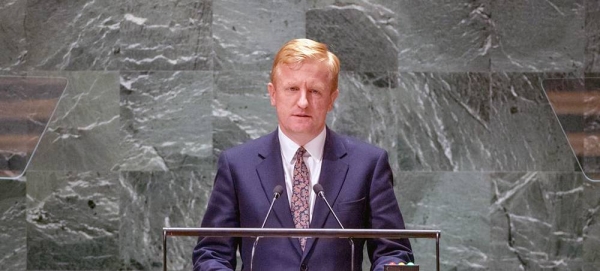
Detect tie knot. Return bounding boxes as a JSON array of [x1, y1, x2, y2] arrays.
[[295, 147, 307, 160]]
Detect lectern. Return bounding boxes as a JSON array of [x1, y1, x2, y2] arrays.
[[162, 227, 440, 271]]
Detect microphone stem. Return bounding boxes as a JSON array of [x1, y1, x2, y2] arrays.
[[261, 196, 278, 228], [350, 238, 355, 271], [250, 237, 260, 271], [319, 192, 344, 230], [318, 192, 354, 271], [251, 193, 279, 271]]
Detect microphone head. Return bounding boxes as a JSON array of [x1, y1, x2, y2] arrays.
[[313, 183, 324, 195], [273, 185, 284, 198]]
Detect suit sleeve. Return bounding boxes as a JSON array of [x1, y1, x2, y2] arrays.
[[192, 152, 239, 271], [366, 150, 414, 270]]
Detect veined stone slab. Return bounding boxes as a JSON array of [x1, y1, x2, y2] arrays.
[[0, 0, 27, 71], [23, 0, 121, 70], [26, 171, 120, 270], [489, 172, 583, 270], [586, 0, 600, 72], [213, 0, 307, 71], [27, 72, 120, 171], [332, 71, 492, 171], [0, 178, 26, 270], [120, 0, 212, 70], [213, 71, 276, 156], [119, 167, 213, 270], [489, 73, 576, 171], [490, 0, 584, 72], [119, 71, 212, 171]]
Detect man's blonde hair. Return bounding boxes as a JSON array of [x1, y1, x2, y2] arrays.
[[270, 38, 340, 92]]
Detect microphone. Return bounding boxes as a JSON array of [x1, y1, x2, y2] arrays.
[[313, 184, 345, 229], [313, 184, 355, 271], [250, 185, 283, 271]]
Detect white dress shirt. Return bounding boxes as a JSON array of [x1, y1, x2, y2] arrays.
[[278, 127, 326, 221]]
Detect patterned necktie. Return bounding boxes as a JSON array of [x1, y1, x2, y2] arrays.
[[291, 147, 310, 250]]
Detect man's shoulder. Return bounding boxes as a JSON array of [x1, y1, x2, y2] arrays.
[[221, 130, 277, 157], [329, 130, 387, 156]]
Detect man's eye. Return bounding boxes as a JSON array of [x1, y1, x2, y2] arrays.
[[310, 89, 322, 95], [288, 87, 299, 92]]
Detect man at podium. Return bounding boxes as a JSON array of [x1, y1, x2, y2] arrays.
[[193, 38, 413, 271]]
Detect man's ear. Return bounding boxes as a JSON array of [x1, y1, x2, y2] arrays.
[[267, 82, 276, 106], [329, 88, 339, 111]]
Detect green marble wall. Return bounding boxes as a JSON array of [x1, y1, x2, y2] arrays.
[[1, 0, 599, 270]]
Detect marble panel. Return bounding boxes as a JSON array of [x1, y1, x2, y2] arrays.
[[583, 178, 600, 270], [306, 5, 399, 72], [0, 178, 26, 271], [330, 72, 406, 171], [489, 73, 576, 171], [213, 71, 276, 156], [585, 0, 600, 72], [489, 172, 583, 270], [0, 0, 26, 71], [27, 72, 120, 171], [308, 0, 491, 72], [119, 166, 213, 271], [26, 171, 120, 270], [330, 72, 400, 144], [490, 0, 584, 72], [394, 172, 490, 271], [119, 71, 212, 171], [120, 0, 212, 71], [331, 71, 492, 172], [23, 0, 121, 70], [212, 0, 307, 71]]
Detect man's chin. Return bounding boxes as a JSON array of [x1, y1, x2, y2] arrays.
[[282, 125, 318, 137], [287, 128, 313, 135]]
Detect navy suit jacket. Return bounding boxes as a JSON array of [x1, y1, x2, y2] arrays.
[[193, 128, 413, 271]]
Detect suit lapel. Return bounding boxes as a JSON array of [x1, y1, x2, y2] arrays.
[[304, 129, 349, 254], [255, 131, 295, 229], [255, 131, 303, 253]]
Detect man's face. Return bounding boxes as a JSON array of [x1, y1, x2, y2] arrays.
[[268, 60, 339, 145]]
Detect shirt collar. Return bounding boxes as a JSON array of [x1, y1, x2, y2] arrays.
[[278, 127, 326, 163]]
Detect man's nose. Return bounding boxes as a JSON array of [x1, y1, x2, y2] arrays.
[[297, 89, 309, 108]]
